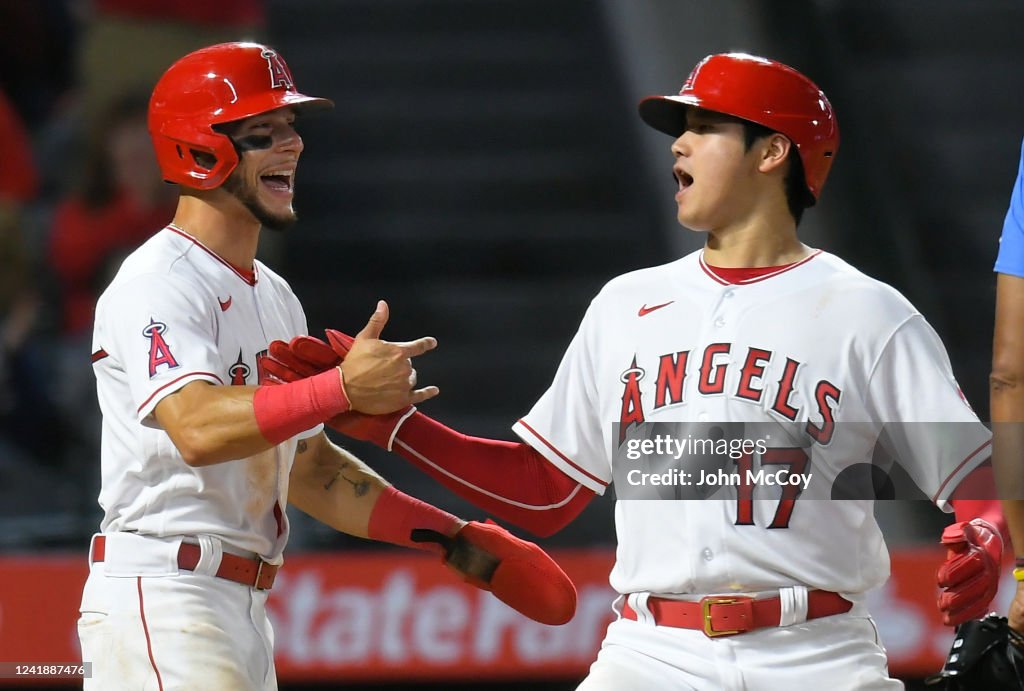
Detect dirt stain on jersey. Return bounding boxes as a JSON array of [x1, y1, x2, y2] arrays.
[[245, 449, 278, 517], [811, 286, 839, 319]]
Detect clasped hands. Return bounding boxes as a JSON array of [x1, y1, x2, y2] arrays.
[[261, 300, 424, 448]]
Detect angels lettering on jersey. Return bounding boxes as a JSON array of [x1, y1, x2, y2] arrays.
[[613, 341, 852, 521], [141, 316, 269, 385], [617, 341, 841, 445]]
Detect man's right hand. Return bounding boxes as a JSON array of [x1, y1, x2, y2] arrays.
[[337, 300, 438, 414]]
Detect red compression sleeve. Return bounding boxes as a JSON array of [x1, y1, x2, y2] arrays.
[[367, 485, 461, 554], [252, 367, 350, 444], [392, 413, 594, 537], [951, 464, 1009, 542]]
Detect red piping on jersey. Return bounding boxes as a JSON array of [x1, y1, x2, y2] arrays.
[[91, 348, 109, 363], [699, 249, 823, 285], [137, 372, 224, 414], [515, 419, 609, 488], [932, 439, 992, 504], [137, 577, 165, 691], [166, 224, 258, 286]]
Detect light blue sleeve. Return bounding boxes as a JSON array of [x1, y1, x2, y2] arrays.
[[994, 137, 1024, 277]]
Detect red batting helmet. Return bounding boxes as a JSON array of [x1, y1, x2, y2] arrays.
[[638, 53, 839, 200], [148, 42, 333, 190]]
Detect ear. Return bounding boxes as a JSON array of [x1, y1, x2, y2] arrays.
[[757, 133, 792, 175]]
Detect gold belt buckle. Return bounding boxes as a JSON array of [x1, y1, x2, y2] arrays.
[[701, 596, 741, 637]]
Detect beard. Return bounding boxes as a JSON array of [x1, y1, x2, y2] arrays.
[[222, 171, 298, 233]]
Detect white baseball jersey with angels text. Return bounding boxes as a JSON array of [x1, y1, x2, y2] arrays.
[[514, 249, 990, 598], [91, 224, 321, 563]]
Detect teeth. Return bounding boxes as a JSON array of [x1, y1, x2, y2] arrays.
[[261, 170, 294, 192]]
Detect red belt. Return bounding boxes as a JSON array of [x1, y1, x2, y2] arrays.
[[622, 590, 852, 638], [90, 535, 278, 591]]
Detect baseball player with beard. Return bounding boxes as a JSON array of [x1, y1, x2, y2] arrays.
[[266, 53, 1007, 689], [77, 42, 575, 691]]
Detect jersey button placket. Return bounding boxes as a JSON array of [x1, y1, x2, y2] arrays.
[[708, 284, 733, 331], [711, 286, 735, 330]]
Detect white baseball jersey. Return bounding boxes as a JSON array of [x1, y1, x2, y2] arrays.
[[514, 249, 990, 599], [91, 223, 322, 562]]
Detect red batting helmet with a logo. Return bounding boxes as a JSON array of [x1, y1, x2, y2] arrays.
[[148, 42, 333, 190], [638, 53, 839, 200]]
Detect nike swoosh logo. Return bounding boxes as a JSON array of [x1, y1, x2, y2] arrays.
[[219, 296, 233, 312], [638, 301, 674, 317]]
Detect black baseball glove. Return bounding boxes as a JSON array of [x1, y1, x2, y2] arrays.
[[926, 613, 1024, 690]]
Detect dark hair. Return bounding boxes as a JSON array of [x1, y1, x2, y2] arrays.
[[741, 122, 816, 226]]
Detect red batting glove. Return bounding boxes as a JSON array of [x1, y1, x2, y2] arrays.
[[936, 518, 1002, 625], [325, 328, 355, 357], [412, 519, 577, 626], [266, 335, 341, 379], [262, 332, 414, 450]]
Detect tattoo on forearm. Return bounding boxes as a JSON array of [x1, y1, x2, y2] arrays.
[[324, 465, 370, 497], [323, 461, 350, 491]]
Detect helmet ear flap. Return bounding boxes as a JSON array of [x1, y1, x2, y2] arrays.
[[152, 120, 240, 190]]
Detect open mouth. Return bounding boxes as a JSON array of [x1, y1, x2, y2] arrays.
[[674, 170, 693, 194], [260, 170, 294, 194]]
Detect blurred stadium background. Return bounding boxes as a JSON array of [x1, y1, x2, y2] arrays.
[[1, 0, 1023, 688]]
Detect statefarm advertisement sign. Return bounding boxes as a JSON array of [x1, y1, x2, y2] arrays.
[[0, 546, 1018, 685], [265, 549, 618, 681]]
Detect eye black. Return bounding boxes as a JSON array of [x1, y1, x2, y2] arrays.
[[233, 135, 273, 152]]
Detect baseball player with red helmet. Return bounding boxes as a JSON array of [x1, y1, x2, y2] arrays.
[[265, 53, 1010, 689], [76, 42, 575, 690]]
